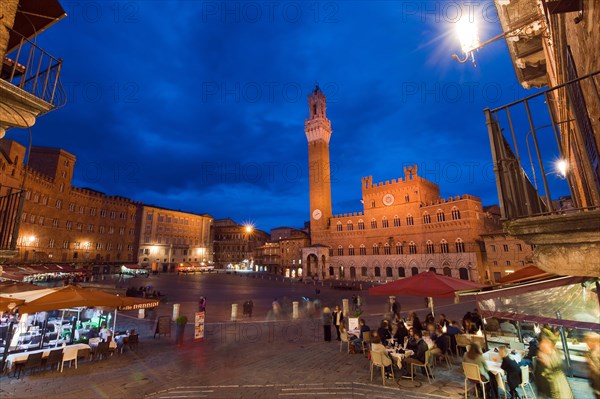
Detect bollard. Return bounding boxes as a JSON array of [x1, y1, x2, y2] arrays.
[[292, 301, 299, 320], [138, 309, 145, 319], [172, 303, 180, 321], [231, 303, 238, 322]]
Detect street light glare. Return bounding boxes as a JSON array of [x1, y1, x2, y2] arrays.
[[456, 17, 480, 55], [556, 159, 568, 178]]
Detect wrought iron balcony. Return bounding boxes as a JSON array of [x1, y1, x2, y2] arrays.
[[1, 27, 66, 114]]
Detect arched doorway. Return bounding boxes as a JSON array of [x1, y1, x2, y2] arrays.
[[459, 267, 469, 280]]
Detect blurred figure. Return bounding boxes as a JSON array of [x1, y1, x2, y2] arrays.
[[498, 346, 522, 399], [534, 332, 573, 399], [332, 305, 343, 341], [322, 307, 331, 342], [463, 343, 498, 399], [584, 332, 600, 399]]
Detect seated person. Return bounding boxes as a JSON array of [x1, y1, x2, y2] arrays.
[[500, 319, 518, 335], [401, 329, 428, 377], [406, 328, 418, 351], [370, 335, 394, 378], [377, 320, 392, 344], [520, 334, 539, 368], [463, 343, 499, 399], [99, 324, 112, 341], [351, 318, 370, 353], [394, 320, 409, 346], [498, 346, 522, 399]]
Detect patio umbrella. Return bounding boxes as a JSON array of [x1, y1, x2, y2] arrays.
[[368, 271, 488, 316], [0, 296, 24, 312], [16, 285, 125, 314]]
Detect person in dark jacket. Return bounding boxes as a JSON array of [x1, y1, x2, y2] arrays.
[[402, 329, 429, 377], [499, 346, 522, 398], [377, 319, 392, 344]]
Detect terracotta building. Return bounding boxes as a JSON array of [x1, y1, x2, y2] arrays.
[[0, 140, 140, 272], [212, 218, 269, 269], [302, 86, 504, 283], [137, 205, 213, 273]]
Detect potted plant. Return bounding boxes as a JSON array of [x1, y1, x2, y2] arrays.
[[175, 315, 188, 346]]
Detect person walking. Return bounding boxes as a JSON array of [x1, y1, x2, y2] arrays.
[[535, 332, 574, 399], [332, 305, 344, 341], [322, 307, 332, 342]]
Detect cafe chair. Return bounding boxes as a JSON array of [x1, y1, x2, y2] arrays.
[[456, 334, 471, 356], [361, 331, 371, 358], [15, 352, 44, 379], [463, 362, 489, 399], [339, 332, 350, 353], [77, 347, 92, 363], [60, 345, 79, 372], [511, 341, 525, 351], [43, 348, 64, 371], [410, 350, 433, 384], [471, 336, 487, 352], [496, 374, 509, 399], [519, 365, 536, 399], [94, 341, 110, 361], [370, 350, 393, 386], [127, 334, 139, 351]]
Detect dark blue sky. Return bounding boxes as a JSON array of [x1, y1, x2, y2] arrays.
[[6, 1, 541, 231]]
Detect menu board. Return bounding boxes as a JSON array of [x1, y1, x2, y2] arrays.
[[348, 317, 359, 331], [154, 316, 171, 338], [194, 311, 205, 341]]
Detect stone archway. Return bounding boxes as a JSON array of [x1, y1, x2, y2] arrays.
[[302, 246, 330, 280]]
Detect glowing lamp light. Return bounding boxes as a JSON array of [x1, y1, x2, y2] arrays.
[[476, 328, 483, 337], [534, 324, 541, 335], [442, 325, 447, 333], [555, 159, 568, 178], [454, 17, 480, 64]]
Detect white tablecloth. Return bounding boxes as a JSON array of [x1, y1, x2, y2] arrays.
[[3, 343, 91, 372]]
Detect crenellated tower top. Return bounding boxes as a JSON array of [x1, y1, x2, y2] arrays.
[[305, 85, 332, 143]]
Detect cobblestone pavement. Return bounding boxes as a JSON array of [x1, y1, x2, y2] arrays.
[[0, 274, 595, 399]]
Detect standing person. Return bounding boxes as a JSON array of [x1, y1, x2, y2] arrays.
[[351, 295, 357, 311], [584, 332, 600, 399], [198, 296, 206, 312], [390, 297, 399, 318], [498, 346, 522, 399], [332, 305, 344, 341], [534, 332, 574, 399], [322, 307, 332, 342]]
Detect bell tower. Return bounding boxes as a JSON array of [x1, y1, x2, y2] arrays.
[[305, 85, 332, 232]]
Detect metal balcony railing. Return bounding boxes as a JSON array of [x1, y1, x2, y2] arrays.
[[484, 70, 600, 220], [1, 27, 66, 110], [0, 189, 24, 252]]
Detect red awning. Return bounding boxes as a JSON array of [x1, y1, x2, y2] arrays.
[[498, 265, 555, 284], [467, 276, 588, 301], [123, 264, 144, 270]]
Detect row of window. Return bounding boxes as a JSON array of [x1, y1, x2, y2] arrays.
[[17, 236, 133, 251], [25, 190, 136, 221], [144, 236, 205, 246], [335, 209, 462, 231], [146, 213, 206, 226], [489, 243, 534, 252], [21, 213, 134, 236], [328, 265, 470, 280], [331, 239, 467, 256], [492, 260, 527, 266]]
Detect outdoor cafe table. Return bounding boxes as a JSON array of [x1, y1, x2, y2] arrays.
[[388, 348, 414, 369], [3, 343, 91, 373], [483, 349, 524, 387]]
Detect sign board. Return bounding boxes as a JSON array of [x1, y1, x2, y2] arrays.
[[348, 317, 359, 331], [194, 311, 205, 341], [154, 315, 171, 338]]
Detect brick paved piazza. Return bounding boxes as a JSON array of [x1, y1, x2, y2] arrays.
[[0, 273, 594, 398]]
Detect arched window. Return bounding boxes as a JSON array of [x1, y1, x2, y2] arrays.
[[386, 267, 393, 277], [384, 243, 391, 255], [395, 242, 403, 255], [329, 266, 334, 276], [398, 267, 405, 277], [382, 216, 389, 228], [437, 210, 445, 222], [359, 244, 366, 255], [411, 267, 419, 276], [455, 238, 465, 253], [374, 267, 381, 277], [358, 220, 365, 230], [393, 216, 401, 227], [426, 240, 435, 254], [459, 267, 469, 280], [441, 239, 449, 253], [406, 214, 414, 226], [429, 267, 436, 273], [350, 267, 356, 278], [371, 200, 376, 208], [336, 221, 342, 231], [451, 207, 461, 220], [443, 267, 452, 276], [361, 267, 368, 277], [348, 245, 355, 256], [337, 245, 344, 256], [370, 218, 377, 229], [372, 243, 379, 255], [409, 241, 417, 254], [423, 212, 431, 224], [347, 221, 354, 231]]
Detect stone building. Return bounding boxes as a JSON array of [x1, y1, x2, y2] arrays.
[[0, 140, 140, 271], [212, 218, 269, 269], [137, 205, 213, 273], [481, 231, 536, 283], [302, 87, 503, 283], [485, 0, 600, 277]]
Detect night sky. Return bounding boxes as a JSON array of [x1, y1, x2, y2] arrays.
[[6, 1, 542, 231]]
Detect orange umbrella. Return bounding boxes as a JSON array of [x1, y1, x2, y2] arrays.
[[0, 296, 24, 312], [17, 285, 125, 313]]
